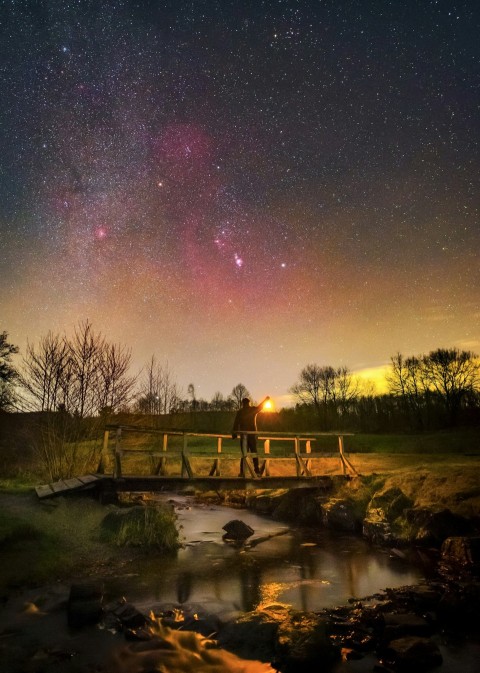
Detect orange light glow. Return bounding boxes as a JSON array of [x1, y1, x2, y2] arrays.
[[263, 399, 274, 411]]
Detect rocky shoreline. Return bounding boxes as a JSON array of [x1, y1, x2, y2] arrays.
[[7, 570, 476, 673], [2, 475, 480, 672]]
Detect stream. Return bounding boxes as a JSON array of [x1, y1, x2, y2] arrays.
[[103, 495, 431, 618], [1, 495, 479, 673]]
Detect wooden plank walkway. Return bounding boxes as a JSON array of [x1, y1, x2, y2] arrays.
[[35, 473, 337, 499], [35, 474, 104, 499]]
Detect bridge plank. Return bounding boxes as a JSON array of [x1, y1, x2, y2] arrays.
[[35, 484, 54, 499], [51, 480, 70, 493], [63, 477, 85, 489], [77, 474, 100, 484]]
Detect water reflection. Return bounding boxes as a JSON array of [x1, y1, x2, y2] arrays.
[[105, 499, 429, 616]]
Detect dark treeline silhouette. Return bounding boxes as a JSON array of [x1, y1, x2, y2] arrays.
[[287, 349, 480, 432], [2, 324, 479, 435]]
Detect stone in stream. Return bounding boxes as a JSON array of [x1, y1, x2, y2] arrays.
[[440, 536, 480, 569], [222, 519, 254, 540], [67, 583, 104, 628], [379, 635, 443, 671]]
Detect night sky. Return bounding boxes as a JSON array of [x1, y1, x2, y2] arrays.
[[1, 0, 479, 404]]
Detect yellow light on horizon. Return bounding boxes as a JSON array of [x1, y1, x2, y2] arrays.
[[263, 399, 274, 412]]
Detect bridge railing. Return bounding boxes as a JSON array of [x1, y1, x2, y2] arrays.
[[98, 425, 357, 479]]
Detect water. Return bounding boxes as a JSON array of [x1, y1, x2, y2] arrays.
[[104, 495, 429, 617]]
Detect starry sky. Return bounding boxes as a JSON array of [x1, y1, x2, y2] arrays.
[[1, 0, 479, 404]]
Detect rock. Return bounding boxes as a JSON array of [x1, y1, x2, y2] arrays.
[[437, 581, 480, 625], [321, 498, 360, 532], [381, 613, 432, 641], [406, 508, 473, 547], [111, 602, 151, 630], [368, 488, 413, 522], [275, 610, 340, 672], [363, 487, 413, 546], [380, 636, 442, 671], [441, 536, 480, 569], [67, 583, 104, 628], [363, 510, 394, 545], [218, 609, 280, 661], [222, 520, 254, 540], [272, 488, 327, 524]]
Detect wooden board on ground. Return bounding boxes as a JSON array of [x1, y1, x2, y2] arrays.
[[35, 474, 104, 499]]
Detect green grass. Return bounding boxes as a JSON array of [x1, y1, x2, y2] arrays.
[[346, 428, 480, 454], [101, 504, 179, 549], [0, 510, 74, 590]]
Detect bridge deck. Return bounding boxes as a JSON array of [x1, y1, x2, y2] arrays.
[[35, 473, 336, 498]]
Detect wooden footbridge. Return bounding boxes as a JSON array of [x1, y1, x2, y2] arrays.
[[35, 424, 357, 499]]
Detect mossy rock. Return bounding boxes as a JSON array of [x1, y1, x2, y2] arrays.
[[367, 487, 413, 523]]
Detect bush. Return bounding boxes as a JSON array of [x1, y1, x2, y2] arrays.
[[101, 504, 179, 550]]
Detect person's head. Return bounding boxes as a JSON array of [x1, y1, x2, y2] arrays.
[[241, 397, 251, 408]]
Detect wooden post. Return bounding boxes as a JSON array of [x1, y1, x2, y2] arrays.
[[338, 435, 346, 475], [338, 435, 358, 476], [264, 438, 270, 476], [181, 433, 193, 478], [114, 427, 122, 479], [305, 439, 312, 474], [239, 434, 246, 477], [97, 430, 109, 474], [294, 436, 301, 476], [154, 433, 168, 475], [209, 437, 222, 476]]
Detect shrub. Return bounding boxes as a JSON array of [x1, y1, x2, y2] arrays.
[[101, 504, 179, 550]]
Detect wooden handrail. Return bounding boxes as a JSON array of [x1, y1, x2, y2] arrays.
[[101, 425, 357, 480]]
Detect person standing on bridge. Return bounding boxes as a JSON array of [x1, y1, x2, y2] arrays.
[[232, 396, 270, 476]]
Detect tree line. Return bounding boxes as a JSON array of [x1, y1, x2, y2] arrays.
[[288, 350, 480, 432], [0, 323, 254, 417], [1, 323, 479, 432]]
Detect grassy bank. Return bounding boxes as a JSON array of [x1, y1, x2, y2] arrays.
[[0, 490, 179, 594]]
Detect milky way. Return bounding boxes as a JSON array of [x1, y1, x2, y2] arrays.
[[1, 0, 479, 402]]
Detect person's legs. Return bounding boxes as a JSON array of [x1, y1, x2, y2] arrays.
[[247, 435, 259, 473]]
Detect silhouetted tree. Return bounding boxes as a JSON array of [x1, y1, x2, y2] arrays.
[[21, 332, 71, 412], [0, 331, 19, 410], [422, 347, 480, 426], [136, 356, 179, 414], [230, 383, 250, 410], [97, 342, 137, 413], [387, 353, 425, 430]]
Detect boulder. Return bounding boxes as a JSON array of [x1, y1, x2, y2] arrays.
[[440, 536, 480, 569], [67, 583, 104, 628], [381, 613, 432, 642], [368, 487, 413, 522], [380, 636, 442, 671], [275, 610, 340, 672], [362, 487, 413, 546], [406, 508, 474, 547], [321, 498, 360, 532], [222, 519, 254, 540], [363, 509, 394, 545], [218, 609, 280, 661]]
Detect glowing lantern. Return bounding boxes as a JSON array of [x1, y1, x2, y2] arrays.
[[263, 399, 274, 412]]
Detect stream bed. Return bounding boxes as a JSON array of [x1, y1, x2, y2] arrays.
[[103, 495, 431, 617]]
